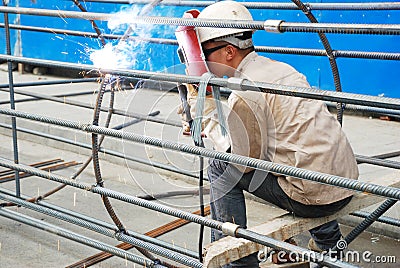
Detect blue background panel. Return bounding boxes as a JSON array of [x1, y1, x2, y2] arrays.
[[1, 0, 399, 97]]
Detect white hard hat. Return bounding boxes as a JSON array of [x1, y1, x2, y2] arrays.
[[197, 1, 254, 47]]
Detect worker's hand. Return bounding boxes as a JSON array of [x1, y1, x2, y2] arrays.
[[177, 83, 216, 133]]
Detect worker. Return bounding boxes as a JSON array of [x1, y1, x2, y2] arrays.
[[177, 1, 359, 266]]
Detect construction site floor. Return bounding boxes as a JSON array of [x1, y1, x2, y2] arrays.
[[0, 67, 399, 267]]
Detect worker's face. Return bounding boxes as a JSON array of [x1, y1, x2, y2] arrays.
[[202, 41, 234, 77]]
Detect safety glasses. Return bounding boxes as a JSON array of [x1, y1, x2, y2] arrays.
[[203, 44, 228, 60]]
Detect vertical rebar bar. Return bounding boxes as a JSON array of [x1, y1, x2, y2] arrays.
[[342, 199, 397, 247], [2, 0, 20, 197]]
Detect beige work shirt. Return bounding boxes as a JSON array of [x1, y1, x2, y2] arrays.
[[205, 52, 359, 205]]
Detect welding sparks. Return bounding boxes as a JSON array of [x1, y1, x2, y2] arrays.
[[88, 4, 167, 70]]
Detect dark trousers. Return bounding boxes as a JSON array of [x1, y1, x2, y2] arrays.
[[208, 159, 352, 268]]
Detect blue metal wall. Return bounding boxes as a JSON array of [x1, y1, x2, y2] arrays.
[[1, 1, 399, 97]]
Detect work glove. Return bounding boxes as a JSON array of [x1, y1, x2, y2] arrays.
[[177, 83, 216, 136]]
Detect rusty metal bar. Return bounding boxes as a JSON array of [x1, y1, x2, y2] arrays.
[[0, 161, 81, 183], [0, 158, 63, 177]]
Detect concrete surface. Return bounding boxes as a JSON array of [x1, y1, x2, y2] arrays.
[[0, 66, 399, 267]]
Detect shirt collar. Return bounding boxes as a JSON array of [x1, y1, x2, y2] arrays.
[[234, 51, 258, 77]]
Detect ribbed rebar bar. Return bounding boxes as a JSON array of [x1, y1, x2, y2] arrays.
[[325, 102, 400, 117], [37, 199, 200, 259], [71, 0, 106, 46], [0, 23, 178, 45], [334, 199, 398, 251], [0, 77, 99, 88], [0, 156, 223, 229], [2, 21, 400, 62], [3, 23, 400, 61], [256, 45, 400, 61], [0, 122, 197, 178], [1, 6, 400, 35], [0, 83, 181, 127], [78, 1, 400, 11], [0, 113, 399, 201], [0, 187, 199, 260], [1, 54, 399, 111], [355, 154, 400, 170], [350, 210, 400, 227], [0, 89, 110, 106], [0, 158, 358, 267], [373, 151, 400, 159], [291, 0, 344, 124], [0, 192, 202, 268], [0, 208, 161, 267], [2, 0, 20, 197]]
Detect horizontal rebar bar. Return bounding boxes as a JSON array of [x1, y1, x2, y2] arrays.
[[0, 82, 182, 127], [0, 89, 110, 106], [0, 6, 400, 35], [0, 23, 177, 45], [0, 77, 100, 88], [0, 157, 355, 267], [355, 154, 400, 169], [325, 102, 400, 117], [0, 208, 159, 267], [256, 46, 400, 61], [0, 192, 202, 268], [373, 151, 400, 159], [0, 122, 198, 178], [0, 187, 199, 259], [70, 0, 400, 11], [2, 23, 399, 61], [350, 210, 400, 227], [0, 156, 223, 229], [0, 110, 399, 201], [1, 54, 399, 111]]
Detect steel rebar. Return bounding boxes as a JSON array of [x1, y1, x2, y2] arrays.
[[355, 154, 400, 170], [291, 0, 344, 124], [0, 208, 161, 267], [0, 187, 199, 260], [350, 210, 400, 227], [0, 158, 357, 267], [1, 54, 399, 111], [71, 1, 400, 11], [2, 23, 400, 61], [2, 0, 20, 197], [1, 6, 400, 35], [334, 199, 398, 251], [0, 115, 399, 201], [0, 83, 181, 127], [0, 192, 202, 268], [0, 122, 198, 178]]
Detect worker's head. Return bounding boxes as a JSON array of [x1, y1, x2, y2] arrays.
[[197, 1, 255, 77]]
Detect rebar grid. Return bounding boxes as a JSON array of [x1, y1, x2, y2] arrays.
[[0, 191, 202, 268], [1, 54, 399, 111], [0, 107, 399, 202], [2, 23, 400, 61], [0, 1, 399, 267], [0, 157, 357, 268], [1, 6, 400, 35], [0, 208, 160, 267], [54, 1, 400, 11]]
